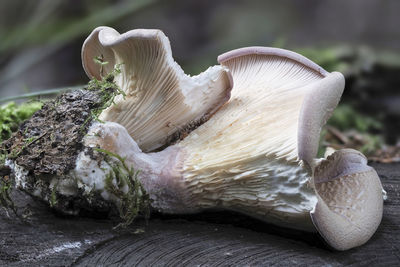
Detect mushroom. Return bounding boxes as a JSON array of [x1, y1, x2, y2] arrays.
[[82, 27, 232, 152], [77, 46, 383, 250], [5, 28, 384, 251], [311, 149, 384, 250]]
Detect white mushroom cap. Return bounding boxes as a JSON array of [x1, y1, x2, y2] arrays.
[[165, 47, 344, 229], [82, 27, 232, 152], [311, 149, 384, 250], [218, 47, 344, 168], [179, 47, 344, 173], [71, 44, 383, 250]]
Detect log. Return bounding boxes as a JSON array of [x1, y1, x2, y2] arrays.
[[1, 163, 399, 266]]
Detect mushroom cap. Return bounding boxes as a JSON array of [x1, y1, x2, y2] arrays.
[[180, 47, 344, 168], [218, 47, 344, 168], [174, 47, 344, 225], [311, 149, 384, 250], [82, 27, 232, 152]]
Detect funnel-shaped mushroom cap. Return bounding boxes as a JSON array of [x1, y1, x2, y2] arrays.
[[173, 47, 344, 225], [180, 47, 344, 170], [311, 149, 384, 250], [82, 27, 232, 152]]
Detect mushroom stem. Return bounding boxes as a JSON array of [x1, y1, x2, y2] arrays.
[[4, 27, 384, 250], [77, 44, 384, 250], [82, 27, 232, 152], [83, 122, 384, 247], [84, 122, 317, 231]]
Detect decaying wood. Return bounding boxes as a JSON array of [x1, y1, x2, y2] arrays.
[[0, 163, 399, 266]]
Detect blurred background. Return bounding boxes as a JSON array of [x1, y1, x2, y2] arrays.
[[0, 0, 399, 161]]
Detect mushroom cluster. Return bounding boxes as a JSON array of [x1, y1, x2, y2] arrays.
[[6, 27, 384, 251]]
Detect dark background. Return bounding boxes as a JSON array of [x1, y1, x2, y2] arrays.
[[0, 2, 400, 265], [1, 0, 399, 150]]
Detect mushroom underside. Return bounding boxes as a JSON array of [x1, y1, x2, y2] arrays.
[[82, 26, 232, 152], [2, 30, 385, 252]]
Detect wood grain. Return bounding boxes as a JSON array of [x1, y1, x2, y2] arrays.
[[1, 163, 399, 266]]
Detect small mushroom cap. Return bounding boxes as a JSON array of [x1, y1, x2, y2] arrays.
[[82, 27, 232, 152], [311, 149, 384, 250]]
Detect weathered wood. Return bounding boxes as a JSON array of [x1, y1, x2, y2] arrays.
[[1, 163, 399, 266]]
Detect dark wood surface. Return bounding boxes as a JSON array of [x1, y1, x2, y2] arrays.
[[1, 163, 399, 266]]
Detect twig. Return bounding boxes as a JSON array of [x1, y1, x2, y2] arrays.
[[0, 86, 82, 104]]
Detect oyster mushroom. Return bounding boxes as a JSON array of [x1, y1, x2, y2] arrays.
[[75, 46, 383, 250], [82, 26, 232, 152], [311, 149, 384, 251], [5, 28, 384, 251]]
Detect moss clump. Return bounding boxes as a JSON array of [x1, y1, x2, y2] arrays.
[[0, 63, 127, 218], [96, 148, 150, 228], [1, 61, 149, 226], [4, 64, 125, 177], [86, 62, 125, 118], [0, 101, 42, 167], [0, 101, 42, 217]]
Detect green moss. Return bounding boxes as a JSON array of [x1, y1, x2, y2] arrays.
[[0, 175, 17, 217], [0, 101, 42, 144], [81, 61, 125, 130], [0, 150, 6, 166], [49, 186, 58, 208], [96, 148, 150, 228], [0, 59, 127, 218], [0, 101, 42, 216]]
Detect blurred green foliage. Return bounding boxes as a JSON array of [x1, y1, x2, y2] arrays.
[[0, 0, 157, 53], [358, 134, 383, 155], [295, 47, 350, 73], [0, 102, 43, 143], [327, 104, 382, 133], [318, 104, 384, 157]]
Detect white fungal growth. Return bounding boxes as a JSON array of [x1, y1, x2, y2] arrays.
[[73, 151, 111, 196], [6, 160, 28, 188]]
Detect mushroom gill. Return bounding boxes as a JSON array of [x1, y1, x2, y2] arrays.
[[82, 27, 232, 152], [4, 27, 384, 251], [77, 45, 384, 250], [173, 47, 345, 229]]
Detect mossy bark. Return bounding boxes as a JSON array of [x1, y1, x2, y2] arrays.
[[1, 71, 149, 226]]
